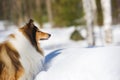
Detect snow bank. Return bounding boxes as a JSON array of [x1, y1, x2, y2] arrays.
[[0, 21, 17, 42], [0, 21, 5, 30], [35, 47, 120, 80], [1, 21, 120, 80]]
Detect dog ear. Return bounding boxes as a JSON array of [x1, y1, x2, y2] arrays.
[[27, 19, 34, 28]]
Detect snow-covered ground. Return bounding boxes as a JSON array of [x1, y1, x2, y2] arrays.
[[35, 47, 120, 80], [0, 22, 120, 80], [36, 25, 120, 80]]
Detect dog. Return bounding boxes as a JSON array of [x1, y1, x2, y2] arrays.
[[0, 19, 51, 80]]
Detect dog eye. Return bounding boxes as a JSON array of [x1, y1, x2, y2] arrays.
[[37, 31, 40, 32]]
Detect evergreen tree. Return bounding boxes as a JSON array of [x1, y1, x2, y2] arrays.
[[52, 0, 84, 27]]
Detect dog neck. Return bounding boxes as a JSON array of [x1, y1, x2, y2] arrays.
[[19, 27, 44, 55], [9, 29, 43, 55]]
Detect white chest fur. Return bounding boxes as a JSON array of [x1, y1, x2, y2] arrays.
[[8, 30, 44, 80]]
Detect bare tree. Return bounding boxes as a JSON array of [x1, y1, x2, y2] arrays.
[[46, 0, 54, 27], [35, 0, 41, 13], [15, 0, 22, 26], [82, 0, 97, 46], [101, 0, 112, 44]]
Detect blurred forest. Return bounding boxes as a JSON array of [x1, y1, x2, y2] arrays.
[[0, 0, 120, 27], [0, 0, 120, 46], [0, 0, 82, 27]]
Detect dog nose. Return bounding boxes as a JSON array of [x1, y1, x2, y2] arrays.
[[48, 34, 51, 38]]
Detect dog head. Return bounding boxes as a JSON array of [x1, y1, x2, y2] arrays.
[[27, 19, 51, 42], [20, 19, 51, 53]]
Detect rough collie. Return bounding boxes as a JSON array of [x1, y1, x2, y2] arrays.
[[0, 19, 51, 80]]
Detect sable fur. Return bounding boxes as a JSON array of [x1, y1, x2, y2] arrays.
[[19, 19, 43, 55], [0, 19, 51, 80], [0, 42, 24, 80]]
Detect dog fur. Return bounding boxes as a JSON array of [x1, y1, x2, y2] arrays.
[[0, 19, 51, 80]]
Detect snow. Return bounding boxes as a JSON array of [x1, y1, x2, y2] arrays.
[[35, 47, 120, 80], [0, 21, 17, 42], [0, 21, 5, 30], [35, 25, 120, 80], [1, 21, 120, 80], [40, 27, 88, 54]]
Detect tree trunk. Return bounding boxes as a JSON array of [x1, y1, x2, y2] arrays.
[[82, 0, 97, 46], [35, 0, 43, 28], [46, 0, 54, 27], [15, 0, 22, 26], [101, 0, 112, 44]]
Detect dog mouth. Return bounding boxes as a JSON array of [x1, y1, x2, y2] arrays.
[[40, 34, 51, 40], [40, 38, 49, 40]]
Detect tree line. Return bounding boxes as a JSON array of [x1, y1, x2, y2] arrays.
[[0, 0, 120, 46], [0, 0, 83, 27], [0, 0, 120, 27]]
